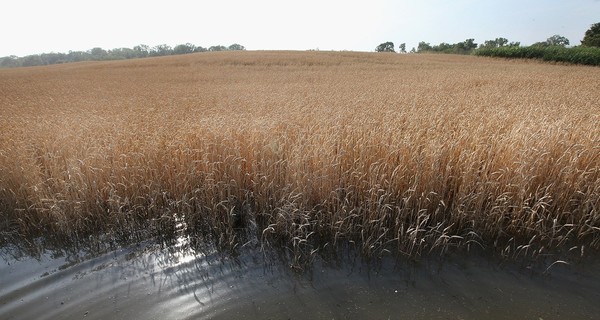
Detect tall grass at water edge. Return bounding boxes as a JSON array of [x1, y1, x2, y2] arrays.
[[0, 51, 599, 265]]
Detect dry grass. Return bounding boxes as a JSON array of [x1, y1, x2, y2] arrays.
[[0, 51, 599, 262]]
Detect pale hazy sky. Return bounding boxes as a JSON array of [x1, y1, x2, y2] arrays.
[[2, 0, 599, 57]]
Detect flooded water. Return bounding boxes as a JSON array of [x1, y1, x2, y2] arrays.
[[1, 243, 599, 319]]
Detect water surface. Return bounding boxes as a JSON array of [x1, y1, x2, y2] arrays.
[[1, 244, 599, 319]]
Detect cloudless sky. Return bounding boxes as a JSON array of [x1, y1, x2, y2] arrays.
[[2, 0, 599, 57]]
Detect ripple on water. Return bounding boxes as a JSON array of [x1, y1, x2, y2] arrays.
[[1, 245, 600, 319]]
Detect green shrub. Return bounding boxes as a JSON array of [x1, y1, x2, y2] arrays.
[[474, 46, 600, 66]]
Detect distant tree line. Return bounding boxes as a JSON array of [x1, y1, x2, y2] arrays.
[[531, 35, 570, 47], [474, 27, 600, 66], [376, 38, 510, 54], [475, 42, 600, 66], [0, 43, 246, 68], [376, 22, 600, 56], [474, 26, 600, 66], [415, 38, 479, 54], [374, 42, 407, 53]]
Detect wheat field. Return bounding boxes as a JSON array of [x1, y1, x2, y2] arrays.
[[0, 51, 599, 261]]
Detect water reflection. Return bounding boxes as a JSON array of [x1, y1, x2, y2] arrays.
[[1, 240, 600, 319]]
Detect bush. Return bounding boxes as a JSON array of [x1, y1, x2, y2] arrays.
[[474, 46, 600, 66]]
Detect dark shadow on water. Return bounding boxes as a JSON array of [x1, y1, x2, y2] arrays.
[[1, 238, 600, 319]]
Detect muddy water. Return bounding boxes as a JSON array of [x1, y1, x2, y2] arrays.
[[1, 244, 599, 320]]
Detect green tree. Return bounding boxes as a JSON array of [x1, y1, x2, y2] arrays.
[[417, 42, 432, 52], [228, 43, 246, 51], [40, 52, 67, 65], [67, 50, 90, 62], [133, 44, 150, 57], [496, 37, 509, 47], [546, 35, 570, 47], [435, 42, 453, 52], [375, 42, 395, 52], [21, 55, 43, 67], [150, 44, 173, 56], [481, 37, 509, 48], [209, 45, 228, 52], [581, 22, 600, 47], [109, 48, 137, 59], [89, 47, 108, 59], [173, 43, 196, 55], [0, 56, 20, 67], [458, 38, 477, 51], [399, 43, 406, 53]]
